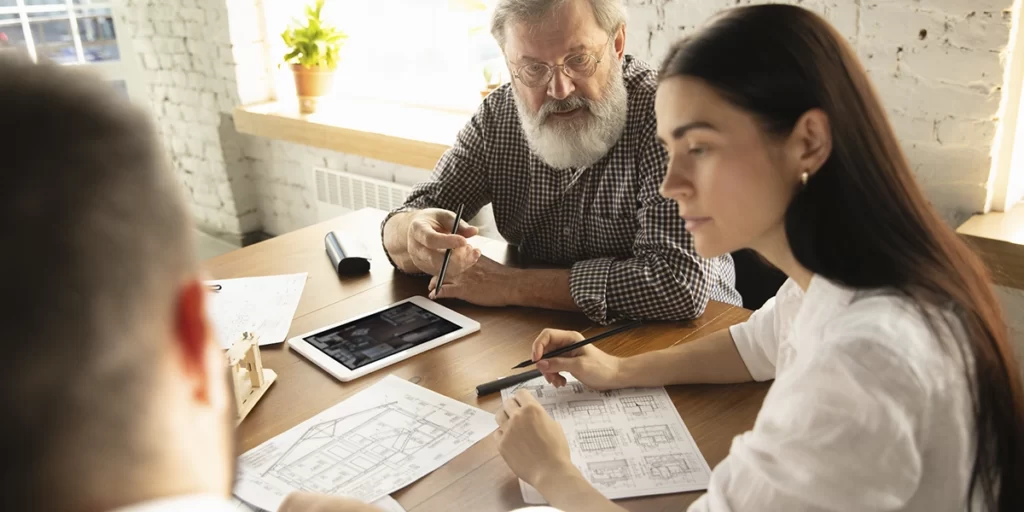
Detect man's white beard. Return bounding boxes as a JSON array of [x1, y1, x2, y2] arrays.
[[514, 59, 628, 170]]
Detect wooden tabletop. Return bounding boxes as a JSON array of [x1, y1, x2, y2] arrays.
[[204, 208, 770, 512]]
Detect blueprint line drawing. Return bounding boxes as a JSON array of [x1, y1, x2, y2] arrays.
[[619, 395, 659, 416], [643, 454, 703, 484], [632, 425, 675, 448], [587, 460, 632, 486], [577, 428, 619, 452], [503, 375, 712, 504], [234, 376, 495, 511], [569, 399, 608, 418]]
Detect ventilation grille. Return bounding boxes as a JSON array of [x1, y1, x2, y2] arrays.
[[313, 167, 412, 221]]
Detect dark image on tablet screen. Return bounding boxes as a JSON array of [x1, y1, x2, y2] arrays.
[[304, 302, 461, 370]]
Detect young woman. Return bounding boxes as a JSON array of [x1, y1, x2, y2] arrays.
[[492, 5, 1024, 512]]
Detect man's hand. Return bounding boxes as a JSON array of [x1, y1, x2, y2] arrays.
[[428, 254, 517, 307], [278, 492, 385, 512], [404, 208, 481, 276], [494, 389, 578, 488]]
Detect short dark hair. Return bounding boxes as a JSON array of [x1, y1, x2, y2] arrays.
[[0, 55, 196, 508]]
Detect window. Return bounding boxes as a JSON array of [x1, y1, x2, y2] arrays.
[[0, 0, 142, 101], [264, 0, 507, 113]]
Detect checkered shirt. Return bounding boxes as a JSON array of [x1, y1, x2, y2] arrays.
[[384, 55, 741, 323]]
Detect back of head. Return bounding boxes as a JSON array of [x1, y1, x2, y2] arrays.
[[658, 5, 1024, 511], [0, 55, 196, 509]]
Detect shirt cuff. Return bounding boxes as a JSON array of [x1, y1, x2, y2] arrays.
[[729, 323, 776, 382], [569, 257, 617, 324]]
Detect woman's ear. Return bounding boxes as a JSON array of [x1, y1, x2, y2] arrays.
[[787, 108, 832, 180]]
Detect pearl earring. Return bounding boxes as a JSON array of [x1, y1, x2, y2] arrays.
[[801, 171, 809, 187]]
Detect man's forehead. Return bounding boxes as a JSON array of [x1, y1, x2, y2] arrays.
[[504, 21, 603, 62]]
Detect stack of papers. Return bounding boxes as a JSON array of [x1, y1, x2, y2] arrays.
[[205, 273, 307, 348]]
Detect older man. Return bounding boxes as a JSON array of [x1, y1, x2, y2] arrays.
[[382, 0, 740, 323]]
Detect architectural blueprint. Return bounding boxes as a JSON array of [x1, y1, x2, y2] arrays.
[[502, 376, 711, 503], [233, 375, 496, 510]]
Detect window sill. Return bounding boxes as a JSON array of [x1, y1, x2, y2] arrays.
[[957, 202, 1024, 289], [232, 98, 473, 170]]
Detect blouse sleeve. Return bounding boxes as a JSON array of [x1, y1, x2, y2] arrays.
[[689, 338, 925, 511]]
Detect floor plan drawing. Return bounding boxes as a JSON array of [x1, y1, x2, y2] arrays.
[[587, 460, 632, 486], [632, 425, 675, 448], [569, 399, 608, 419], [233, 376, 495, 511], [619, 395, 659, 416], [503, 376, 712, 503], [576, 428, 619, 452], [643, 454, 704, 484]]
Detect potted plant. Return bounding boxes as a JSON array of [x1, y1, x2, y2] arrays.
[[281, 0, 348, 113]]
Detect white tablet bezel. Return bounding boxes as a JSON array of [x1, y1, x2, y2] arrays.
[[286, 296, 480, 382]]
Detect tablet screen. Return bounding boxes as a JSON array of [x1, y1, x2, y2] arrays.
[[304, 302, 462, 370]]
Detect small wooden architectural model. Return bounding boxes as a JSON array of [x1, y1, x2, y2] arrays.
[[226, 332, 277, 425]]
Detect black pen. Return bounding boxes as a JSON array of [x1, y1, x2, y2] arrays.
[[511, 320, 642, 369], [475, 369, 543, 397], [434, 203, 465, 297]]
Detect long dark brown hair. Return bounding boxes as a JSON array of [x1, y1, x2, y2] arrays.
[[658, 4, 1024, 510]]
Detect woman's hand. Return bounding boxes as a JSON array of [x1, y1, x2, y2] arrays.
[[494, 389, 578, 488], [532, 329, 625, 390]]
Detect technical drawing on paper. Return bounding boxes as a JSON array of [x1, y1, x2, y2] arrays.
[[263, 401, 473, 493], [569, 399, 608, 419], [577, 428, 619, 452], [503, 375, 712, 503], [632, 425, 674, 448], [587, 460, 632, 486], [233, 376, 495, 511], [619, 395, 659, 416], [644, 454, 704, 484]]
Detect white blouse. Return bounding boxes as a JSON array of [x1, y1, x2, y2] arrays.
[[689, 276, 979, 512]]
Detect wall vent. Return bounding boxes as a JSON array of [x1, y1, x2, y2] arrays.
[[313, 167, 412, 221]]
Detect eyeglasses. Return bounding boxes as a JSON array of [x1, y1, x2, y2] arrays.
[[510, 39, 611, 88]]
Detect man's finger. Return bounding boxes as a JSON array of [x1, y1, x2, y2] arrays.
[[457, 222, 479, 238], [413, 221, 467, 249]]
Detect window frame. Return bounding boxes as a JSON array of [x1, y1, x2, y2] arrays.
[[0, 0, 144, 102]]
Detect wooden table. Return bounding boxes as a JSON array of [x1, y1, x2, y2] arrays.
[[204, 208, 771, 512]]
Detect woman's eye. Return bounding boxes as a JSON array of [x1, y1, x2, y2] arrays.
[[688, 146, 708, 156]]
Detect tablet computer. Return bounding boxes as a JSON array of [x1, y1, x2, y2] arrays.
[[287, 296, 480, 382]]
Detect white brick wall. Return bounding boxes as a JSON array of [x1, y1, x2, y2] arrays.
[[115, 0, 262, 240]]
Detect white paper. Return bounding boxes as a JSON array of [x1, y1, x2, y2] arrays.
[[205, 273, 307, 348], [233, 375, 497, 510], [231, 494, 406, 512], [502, 376, 712, 503]]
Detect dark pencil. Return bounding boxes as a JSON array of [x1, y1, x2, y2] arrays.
[[511, 320, 642, 369], [475, 369, 543, 397], [434, 203, 465, 297]]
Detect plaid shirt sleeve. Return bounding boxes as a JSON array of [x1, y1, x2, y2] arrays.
[[380, 102, 495, 273], [395, 104, 493, 219], [568, 125, 716, 324]]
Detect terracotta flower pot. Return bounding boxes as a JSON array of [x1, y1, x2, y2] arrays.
[[291, 63, 336, 113]]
